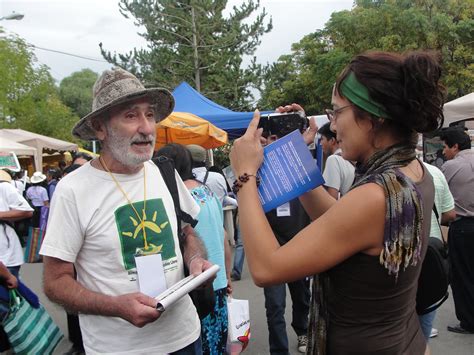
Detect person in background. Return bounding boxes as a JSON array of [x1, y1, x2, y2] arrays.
[[187, 144, 228, 206], [440, 127, 474, 334], [62, 164, 82, 177], [72, 152, 93, 166], [418, 162, 456, 340], [0, 168, 33, 350], [230, 50, 444, 354], [10, 170, 27, 196], [58, 160, 67, 174], [25, 171, 49, 228], [46, 168, 61, 201], [0, 260, 18, 352], [0, 169, 33, 276], [230, 225, 245, 282], [319, 122, 355, 199], [157, 143, 232, 355], [40, 67, 210, 354], [258, 133, 312, 355], [0, 260, 41, 352]]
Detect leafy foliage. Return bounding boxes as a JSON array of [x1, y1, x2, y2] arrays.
[[0, 31, 79, 142], [212, 142, 232, 170], [59, 69, 98, 118], [100, 0, 272, 110], [259, 0, 474, 113]]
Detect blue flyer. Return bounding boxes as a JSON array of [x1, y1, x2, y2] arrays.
[[258, 130, 324, 212]]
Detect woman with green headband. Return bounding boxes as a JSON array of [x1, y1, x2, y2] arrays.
[[230, 50, 444, 355]]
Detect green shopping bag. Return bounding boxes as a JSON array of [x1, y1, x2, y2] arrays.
[[1, 289, 63, 355]]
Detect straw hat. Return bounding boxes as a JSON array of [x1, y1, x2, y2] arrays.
[[0, 170, 12, 183], [72, 67, 175, 141], [30, 171, 47, 184]]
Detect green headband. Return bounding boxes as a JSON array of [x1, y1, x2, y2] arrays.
[[340, 72, 389, 119]]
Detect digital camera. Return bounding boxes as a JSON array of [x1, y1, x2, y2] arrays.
[[258, 112, 308, 138]]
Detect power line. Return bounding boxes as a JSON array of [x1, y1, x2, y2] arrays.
[[29, 44, 109, 63]]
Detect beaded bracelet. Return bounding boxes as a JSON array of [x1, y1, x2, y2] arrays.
[[232, 173, 261, 195]]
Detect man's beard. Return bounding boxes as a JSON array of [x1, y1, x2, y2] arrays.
[[104, 125, 156, 167]]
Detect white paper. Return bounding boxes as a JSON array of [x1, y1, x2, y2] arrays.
[[155, 264, 220, 312], [135, 254, 167, 297]]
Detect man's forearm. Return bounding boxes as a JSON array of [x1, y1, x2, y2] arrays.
[[43, 257, 119, 316], [181, 225, 207, 268]]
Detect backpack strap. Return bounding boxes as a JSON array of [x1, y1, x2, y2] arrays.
[[202, 170, 209, 185], [195, 169, 210, 186], [152, 156, 198, 250], [432, 204, 447, 247]]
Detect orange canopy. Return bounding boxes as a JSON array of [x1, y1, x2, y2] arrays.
[[155, 112, 228, 150]]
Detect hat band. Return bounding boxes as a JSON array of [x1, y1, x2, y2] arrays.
[[340, 72, 389, 119]]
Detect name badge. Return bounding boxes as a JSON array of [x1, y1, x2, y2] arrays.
[[276, 202, 291, 217], [135, 253, 167, 298]]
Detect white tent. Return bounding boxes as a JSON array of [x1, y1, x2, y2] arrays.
[[0, 137, 38, 157], [443, 92, 474, 127], [0, 129, 77, 169]]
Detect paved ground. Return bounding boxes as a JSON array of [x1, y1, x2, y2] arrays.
[[11, 258, 474, 355]]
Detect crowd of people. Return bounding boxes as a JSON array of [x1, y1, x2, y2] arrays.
[[0, 48, 473, 355]]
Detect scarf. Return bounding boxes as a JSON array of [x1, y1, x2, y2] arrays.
[[307, 144, 424, 355]]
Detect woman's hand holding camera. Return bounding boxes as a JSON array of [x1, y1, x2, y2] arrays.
[[276, 103, 318, 145]]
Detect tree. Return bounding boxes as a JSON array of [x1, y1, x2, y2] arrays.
[[259, 0, 474, 112], [100, 0, 272, 110], [59, 69, 98, 118], [0, 31, 79, 142]]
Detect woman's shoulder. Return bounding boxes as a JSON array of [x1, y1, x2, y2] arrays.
[[343, 182, 385, 205], [184, 179, 201, 189]]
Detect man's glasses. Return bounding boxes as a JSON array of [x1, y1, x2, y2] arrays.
[[325, 104, 353, 123]]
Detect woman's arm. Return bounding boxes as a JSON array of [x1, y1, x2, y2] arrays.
[[237, 182, 386, 286], [299, 186, 337, 220]]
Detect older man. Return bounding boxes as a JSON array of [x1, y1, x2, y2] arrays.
[[40, 68, 210, 354], [440, 127, 474, 335]]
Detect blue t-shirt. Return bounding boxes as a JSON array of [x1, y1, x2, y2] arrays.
[[190, 185, 226, 291]]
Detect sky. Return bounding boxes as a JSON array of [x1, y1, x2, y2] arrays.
[[1, 0, 354, 84]]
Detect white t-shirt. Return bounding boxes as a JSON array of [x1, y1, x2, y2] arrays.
[[11, 179, 26, 195], [323, 150, 355, 197], [26, 185, 49, 206], [423, 163, 455, 240], [0, 182, 33, 267], [40, 161, 201, 354]]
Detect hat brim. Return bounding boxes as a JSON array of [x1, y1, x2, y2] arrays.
[[0, 170, 12, 183], [30, 175, 46, 184], [72, 88, 175, 141]]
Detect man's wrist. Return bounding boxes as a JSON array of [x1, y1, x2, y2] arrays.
[[187, 253, 203, 269]]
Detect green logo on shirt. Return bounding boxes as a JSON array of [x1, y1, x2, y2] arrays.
[[114, 198, 176, 270]]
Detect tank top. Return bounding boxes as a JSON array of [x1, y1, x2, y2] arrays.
[[326, 165, 434, 354]]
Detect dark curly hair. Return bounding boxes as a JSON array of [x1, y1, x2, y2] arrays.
[[154, 143, 194, 181], [335, 51, 445, 146]]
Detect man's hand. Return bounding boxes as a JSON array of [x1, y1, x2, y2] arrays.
[[226, 278, 233, 295], [114, 292, 161, 328], [5, 274, 18, 289], [0, 262, 17, 289], [189, 256, 216, 289]]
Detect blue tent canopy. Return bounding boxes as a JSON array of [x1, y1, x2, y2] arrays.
[[172, 82, 270, 139]]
